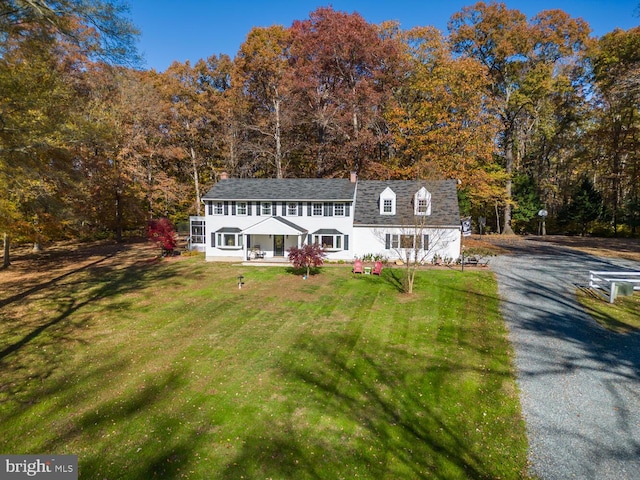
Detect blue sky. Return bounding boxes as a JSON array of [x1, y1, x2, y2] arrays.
[[129, 1, 639, 71]]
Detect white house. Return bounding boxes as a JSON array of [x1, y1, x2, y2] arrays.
[[190, 173, 461, 263]]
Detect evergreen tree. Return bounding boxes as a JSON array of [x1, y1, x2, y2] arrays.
[[562, 178, 603, 236]]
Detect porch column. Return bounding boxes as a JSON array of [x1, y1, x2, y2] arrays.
[[243, 234, 248, 260]]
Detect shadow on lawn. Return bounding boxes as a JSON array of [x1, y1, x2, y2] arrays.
[[0, 249, 174, 363], [221, 330, 514, 479], [0, 247, 195, 420], [0, 250, 210, 478]]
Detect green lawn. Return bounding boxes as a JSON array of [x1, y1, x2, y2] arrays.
[[0, 254, 528, 479], [577, 289, 640, 334]]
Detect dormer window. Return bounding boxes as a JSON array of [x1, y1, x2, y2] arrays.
[[414, 187, 431, 216], [379, 187, 396, 215]]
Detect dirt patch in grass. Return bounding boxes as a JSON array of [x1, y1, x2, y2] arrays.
[[1, 239, 156, 288]]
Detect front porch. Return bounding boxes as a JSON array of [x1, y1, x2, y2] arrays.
[[242, 217, 308, 261]]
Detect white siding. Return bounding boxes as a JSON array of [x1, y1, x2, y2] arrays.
[[204, 201, 355, 261], [353, 226, 461, 262]]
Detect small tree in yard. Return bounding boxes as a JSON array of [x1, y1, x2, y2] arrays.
[[147, 218, 177, 256], [374, 183, 454, 294], [288, 243, 326, 277]]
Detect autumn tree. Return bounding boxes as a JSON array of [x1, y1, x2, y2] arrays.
[[288, 7, 401, 178], [0, 0, 139, 263], [0, 34, 77, 251], [288, 243, 327, 277], [147, 217, 177, 255], [161, 57, 232, 214], [386, 26, 503, 212], [71, 65, 174, 240], [234, 26, 294, 178], [0, 0, 139, 65], [449, 2, 590, 234], [588, 27, 640, 235]]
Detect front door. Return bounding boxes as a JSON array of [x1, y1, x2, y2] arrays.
[[273, 235, 285, 256]]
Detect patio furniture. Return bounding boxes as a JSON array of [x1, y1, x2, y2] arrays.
[[372, 261, 383, 275], [248, 245, 266, 260], [353, 259, 364, 274]]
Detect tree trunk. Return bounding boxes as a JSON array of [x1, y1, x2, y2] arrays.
[[115, 188, 123, 243], [190, 145, 201, 216], [503, 129, 515, 235], [2, 232, 9, 268], [274, 98, 283, 179]]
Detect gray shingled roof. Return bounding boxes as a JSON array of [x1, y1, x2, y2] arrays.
[[202, 177, 460, 227], [202, 178, 356, 201], [353, 180, 461, 227]]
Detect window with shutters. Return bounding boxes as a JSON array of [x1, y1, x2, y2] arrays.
[[237, 202, 247, 215], [312, 203, 323, 216], [213, 202, 224, 215], [400, 235, 414, 249], [261, 202, 272, 215], [311, 234, 348, 251], [217, 233, 243, 249], [287, 202, 298, 216]]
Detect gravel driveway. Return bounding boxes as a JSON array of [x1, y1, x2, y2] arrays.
[[489, 242, 640, 479]]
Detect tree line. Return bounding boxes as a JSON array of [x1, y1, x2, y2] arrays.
[[1, 1, 639, 263]]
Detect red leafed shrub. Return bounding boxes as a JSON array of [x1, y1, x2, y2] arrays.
[[147, 218, 177, 255], [288, 243, 327, 277]]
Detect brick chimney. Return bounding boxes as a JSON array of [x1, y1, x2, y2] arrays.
[[350, 171, 357, 183], [220, 172, 229, 180]]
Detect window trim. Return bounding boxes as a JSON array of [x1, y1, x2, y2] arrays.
[[312, 234, 347, 252], [261, 202, 272, 216], [379, 187, 396, 215], [216, 232, 243, 250], [414, 187, 432, 216], [237, 202, 247, 216], [388, 233, 424, 250], [312, 202, 323, 216], [190, 220, 205, 244], [213, 202, 224, 215], [287, 202, 298, 216]]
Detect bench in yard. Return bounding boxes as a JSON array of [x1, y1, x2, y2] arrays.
[[588, 270, 640, 303]]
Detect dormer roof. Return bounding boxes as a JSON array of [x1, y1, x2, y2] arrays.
[[353, 180, 459, 227]]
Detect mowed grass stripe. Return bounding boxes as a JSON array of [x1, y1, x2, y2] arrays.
[[0, 256, 529, 479]]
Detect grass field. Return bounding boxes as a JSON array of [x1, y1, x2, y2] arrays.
[[0, 251, 528, 479], [577, 289, 640, 334]]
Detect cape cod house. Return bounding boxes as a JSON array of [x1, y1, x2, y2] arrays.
[[190, 173, 462, 263]]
